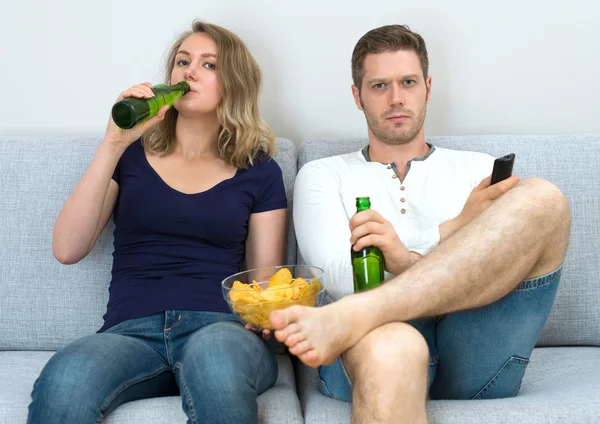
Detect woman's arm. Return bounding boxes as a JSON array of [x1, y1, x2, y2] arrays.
[[52, 143, 122, 264], [244, 208, 287, 270], [53, 82, 168, 264]]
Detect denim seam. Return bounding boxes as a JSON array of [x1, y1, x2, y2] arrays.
[[163, 330, 174, 366], [99, 364, 170, 412], [338, 356, 353, 387], [318, 360, 350, 399], [174, 363, 198, 424], [171, 311, 184, 330], [471, 356, 529, 400], [515, 267, 562, 291], [317, 376, 334, 398]]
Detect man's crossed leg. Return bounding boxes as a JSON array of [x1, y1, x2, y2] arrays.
[[272, 178, 570, 423]]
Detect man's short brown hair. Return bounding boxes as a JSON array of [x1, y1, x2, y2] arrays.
[[351, 24, 429, 91]]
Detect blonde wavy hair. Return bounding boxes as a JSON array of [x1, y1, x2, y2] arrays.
[[143, 21, 276, 168]]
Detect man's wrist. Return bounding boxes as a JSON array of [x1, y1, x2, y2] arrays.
[[388, 249, 422, 275], [403, 251, 422, 272], [409, 251, 422, 266], [440, 215, 465, 242]]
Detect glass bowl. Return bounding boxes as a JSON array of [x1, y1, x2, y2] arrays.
[[222, 265, 325, 330]]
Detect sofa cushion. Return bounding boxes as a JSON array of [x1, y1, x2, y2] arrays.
[[0, 137, 297, 350], [297, 135, 600, 347], [296, 347, 600, 423], [0, 351, 302, 423]]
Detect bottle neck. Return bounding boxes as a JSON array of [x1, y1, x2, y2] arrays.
[[171, 81, 190, 93], [356, 197, 372, 212]]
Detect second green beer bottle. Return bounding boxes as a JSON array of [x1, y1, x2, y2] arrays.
[[111, 81, 190, 129], [351, 197, 386, 292]]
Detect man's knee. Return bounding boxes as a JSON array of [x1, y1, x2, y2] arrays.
[[529, 178, 571, 240], [344, 322, 429, 381], [517, 178, 570, 219], [517, 178, 571, 274]]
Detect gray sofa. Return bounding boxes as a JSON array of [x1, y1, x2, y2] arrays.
[[0, 137, 302, 424], [1, 134, 599, 423]]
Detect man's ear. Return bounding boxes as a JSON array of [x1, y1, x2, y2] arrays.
[[352, 84, 364, 111], [425, 76, 432, 104]]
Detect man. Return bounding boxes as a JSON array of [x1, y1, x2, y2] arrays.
[[270, 25, 570, 424]]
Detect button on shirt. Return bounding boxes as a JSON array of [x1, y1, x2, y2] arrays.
[[293, 144, 495, 301]]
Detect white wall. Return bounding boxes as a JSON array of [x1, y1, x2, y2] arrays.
[[2, 0, 599, 142]]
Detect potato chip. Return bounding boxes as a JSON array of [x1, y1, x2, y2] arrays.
[[298, 279, 322, 297], [299, 294, 317, 307], [229, 281, 252, 302], [268, 267, 293, 288], [240, 313, 261, 327], [260, 286, 294, 303], [291, 278, 307, 300], [232, 301, 260, 315], [261, 301, 286, 316], [232, 281, 250, 290]]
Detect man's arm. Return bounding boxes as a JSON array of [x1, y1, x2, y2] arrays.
[[293, 162, 355, 300], [439, 155, 500, 242], [386, 175, 515, 270]]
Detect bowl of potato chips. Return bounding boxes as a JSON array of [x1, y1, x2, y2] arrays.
[[222, 265, 325, 330]]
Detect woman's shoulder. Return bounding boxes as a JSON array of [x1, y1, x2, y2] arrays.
[[245, 152, 282, 176], [119, 139, 144, 160]]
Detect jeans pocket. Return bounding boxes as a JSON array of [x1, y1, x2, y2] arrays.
[[473, 356, 530, 400]]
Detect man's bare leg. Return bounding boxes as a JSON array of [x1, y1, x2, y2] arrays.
[[343, 323, 429, 424], [270, 178, 570, 367]]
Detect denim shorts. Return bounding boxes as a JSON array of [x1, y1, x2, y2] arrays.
[[318, 266, 562, 402]]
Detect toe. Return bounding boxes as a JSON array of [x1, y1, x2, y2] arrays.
[[299, 350, 320, 368], [270, 306, 304, 330], [284, 323, 302, 336], [289, 340, 311, 357], [286, 329, 307, 347]]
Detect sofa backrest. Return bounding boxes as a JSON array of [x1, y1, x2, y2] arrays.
[[0, 137, 297, 350], [297, 134, 600, 347]]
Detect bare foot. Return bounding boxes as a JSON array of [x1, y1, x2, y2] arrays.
[[270, 299, 369, 368]]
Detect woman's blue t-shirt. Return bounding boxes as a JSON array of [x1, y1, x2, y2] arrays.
[[98, 140, 287, 332]]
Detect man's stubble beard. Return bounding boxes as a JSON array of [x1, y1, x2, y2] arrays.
[[360, 95, 427, 146]]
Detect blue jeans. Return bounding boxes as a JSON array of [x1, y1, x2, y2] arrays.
[[27, 311, 278, 424], [318, 266, 562, 402]]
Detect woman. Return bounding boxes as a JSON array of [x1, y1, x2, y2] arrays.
[[27, 21, 287, 424]]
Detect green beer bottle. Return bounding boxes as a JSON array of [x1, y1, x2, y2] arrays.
[[351, 197, 385, 292], [111, 81, 190, 129]]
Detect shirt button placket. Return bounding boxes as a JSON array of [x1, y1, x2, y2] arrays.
[[400, 185, 406, 214]]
